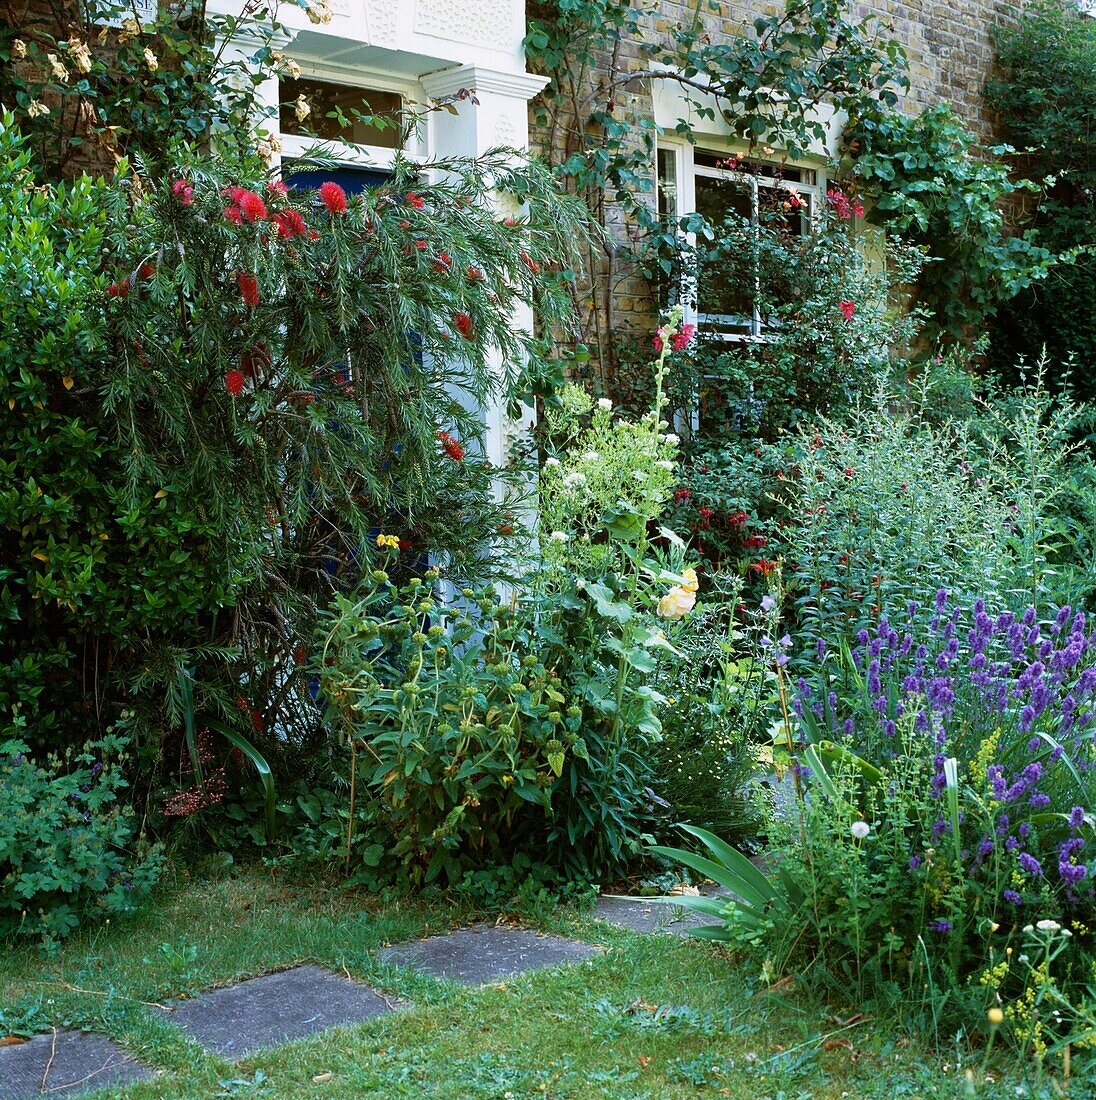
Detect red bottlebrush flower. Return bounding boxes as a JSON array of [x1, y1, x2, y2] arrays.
[[438, 430, 465, 461], [398, 537, 414, 551], [224, 205, 243, 225], [453, 312, 474, 340], [433, 252, 452, 272], [503, 217, 518, 227], [172, 178, 194, 205], [498, 523, 514, 536], [466, 266, 484, 283], [405, 192, 425, 209], [839, 299, 855, 321], [107, 278, 130, 298], [519, 250, 541, 274], [671, 323, 696, 352], [399, 219, 411, 229], [225, 369, 245, 396], [225, 186, 248, 205], [415, 239, 428, 250], [273, 209, 307, 239], [236, 271, 260, 307], [318, 181, 348, 214], [267, 180, 289, 197], [292, 644, 308, 665], [238, 189, 267, 222], [309, 229, 320, 239], [137, 262, 155, 280]]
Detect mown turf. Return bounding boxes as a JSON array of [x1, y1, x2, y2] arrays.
[[0, 866, 1065, 1098]]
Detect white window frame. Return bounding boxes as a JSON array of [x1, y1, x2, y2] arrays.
[[276, 62, 429, 175], [657, 139, 825, 342]]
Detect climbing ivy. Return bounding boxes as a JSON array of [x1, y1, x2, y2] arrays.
[[525, 0, 909, 386], [843, 103, 1060, 343]]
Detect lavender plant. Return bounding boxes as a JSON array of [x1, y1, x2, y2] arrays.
[[657, 589, 1095, 1045]]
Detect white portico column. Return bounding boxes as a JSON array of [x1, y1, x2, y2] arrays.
[[418, 64, 550, 472]]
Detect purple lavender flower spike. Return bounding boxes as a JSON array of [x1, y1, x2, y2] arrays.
[[1018, 852, 1044, 877]]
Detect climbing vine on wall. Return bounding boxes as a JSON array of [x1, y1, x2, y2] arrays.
[[524, 0, 910, 388]]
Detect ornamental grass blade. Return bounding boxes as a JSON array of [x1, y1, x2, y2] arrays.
[[675, 824, 778, 904], [175, 664, 204, 787], [802, 744, 840, 803], [209, 720, 276, 843], [816, 741, 883, 785]]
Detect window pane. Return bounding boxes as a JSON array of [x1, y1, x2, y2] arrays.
[[694, 174, 755, 331], [657, 148, 677, 219], [280, 79, 402, 148]]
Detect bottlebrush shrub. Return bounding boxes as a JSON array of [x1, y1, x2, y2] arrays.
[[662, 592, 1095, 1039], [0, 726, 163, 944], [2, 113, 586, 823]]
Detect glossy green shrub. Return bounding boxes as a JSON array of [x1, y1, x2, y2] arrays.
[[0, 728, 163, 943]]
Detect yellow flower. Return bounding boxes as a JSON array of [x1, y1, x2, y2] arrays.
[[375, 533, 400, 550], [501, 774, 515, 784], [987, 1007, 1004, 1026], [657, 585, 695, 620], [143, 47, 158, 71], [681, 567, 699, 593]]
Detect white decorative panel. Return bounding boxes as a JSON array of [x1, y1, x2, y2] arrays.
[[364, 0, 399, 46], [414, 0, 514, 52], [492, 113, 518, 147]]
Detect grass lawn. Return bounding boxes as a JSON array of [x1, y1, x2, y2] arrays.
[[0, 865, 1056, 1099]]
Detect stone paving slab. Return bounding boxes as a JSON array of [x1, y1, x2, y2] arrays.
[[379, 925, 601, 985], [594, 894, 723, 935], [163, 965, 398, 1058], [0, 1030, 153, 1098]]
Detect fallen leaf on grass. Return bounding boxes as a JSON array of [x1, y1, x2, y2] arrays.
[[762, 974, 796, 994], [312, 1072, 333, 1083], [0, 1036, 27, 1047], [823, 1038, 854, 1053], [638, 1054, 652, 1069]]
